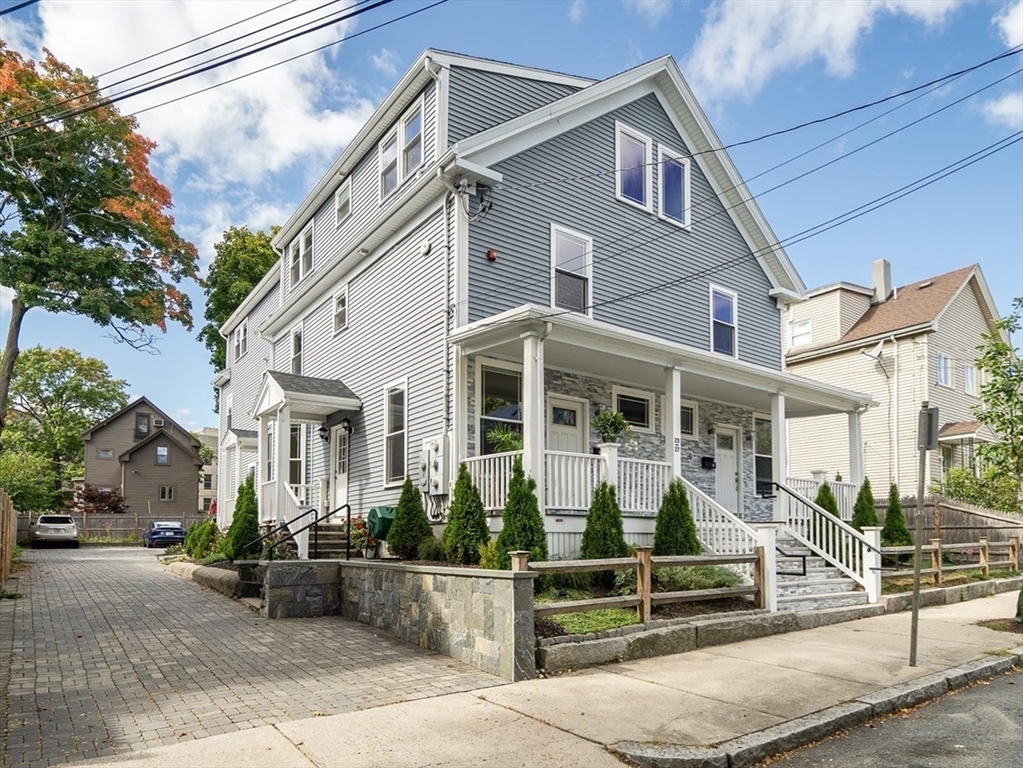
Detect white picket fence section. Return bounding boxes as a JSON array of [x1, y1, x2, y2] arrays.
[[546, 451, 603, 512], [464, 451, 522, 512], [617, 458, 672, 514], [677, 476, 757, 579], [785, 476, 857, 520]]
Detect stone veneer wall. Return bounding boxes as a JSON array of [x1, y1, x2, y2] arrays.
[[337, 561, 537, 681], [262, 561, 341, 619]]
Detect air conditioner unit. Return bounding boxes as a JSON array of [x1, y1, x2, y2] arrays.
[[153, 418, 165, 427]]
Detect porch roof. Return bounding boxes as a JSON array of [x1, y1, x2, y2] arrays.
[[938, 420, 995, 444], [450, 305, 876, 418], [252, 370, 361, 421]]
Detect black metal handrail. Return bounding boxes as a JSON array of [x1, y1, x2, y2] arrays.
[[242, 503, 351, 560], [775, 545, 807, 577], [284, 503, 351, 561], [773, 482, 883, 556]]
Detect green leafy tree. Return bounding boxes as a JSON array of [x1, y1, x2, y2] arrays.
[[652, 479, 700, 556], [973, 297, 1023, 507], [934, 467, 1021, 514], [0, 450, 57, 511], [495, 457, 548, 569], [442, 463, 490, 565], [221, 474, 259, 560], [0, 44, 197, 448], [814, 482, 840, 517], [2, 346, 127, 491], [580, 482, 630, 559], [386, 477, 432, 559], [850, 478, 879, 531], [881, 483, 913, 547]]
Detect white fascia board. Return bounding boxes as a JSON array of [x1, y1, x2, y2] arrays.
[[785, 322, 934, 364], [768, 287, 803, 304], [428, 50, 595, 89], [219, 261, 280, 337], [211, 369, 231, 387]]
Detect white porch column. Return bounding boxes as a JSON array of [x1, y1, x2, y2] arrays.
[[770, 393, 787, 523], [521, 333, 545, 512], [453, 347, 468, 466], [848, 410, 865, 487], [275, 406, 291, 523], [257, 414, 269, 523], [664, 367, 682, 478], [862, 526, 883, 603], [754, 523, 780, 612]]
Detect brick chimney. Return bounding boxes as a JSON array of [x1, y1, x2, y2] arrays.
[[871, 259, 892, 304]]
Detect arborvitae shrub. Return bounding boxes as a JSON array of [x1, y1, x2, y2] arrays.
[[222, 474, 259, 560], [495, 457, 548, 569], [580, 482, 630, 559], [386, 477, 433, 559], [192, 520, 219, 558], [443, 463, 490, 565], [850, 478, 879, 531], [652, 479, 700, 556], [881, 483, 913, 546], [814, 483, 840, 517]]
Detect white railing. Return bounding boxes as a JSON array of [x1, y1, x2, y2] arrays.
[[677, 476, 757, 579], [547, 529, 654, 560], [777, 482, 870, 588], [617, 458, 672, 514], [546, 451, 603, 512], [289, 483, 321, 511], [464, 451, 522, 512], [259, 481, 276, 524], [281, 484, 311, 560], [786, 476, 858, 521]]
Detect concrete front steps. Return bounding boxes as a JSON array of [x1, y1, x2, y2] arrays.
[[775, 537, 868, 612]]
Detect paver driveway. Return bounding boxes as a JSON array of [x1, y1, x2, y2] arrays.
[[0, 547, 501, 768]]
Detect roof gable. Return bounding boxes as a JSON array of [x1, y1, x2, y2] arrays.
[[81, 396, 198, 445], [117, 428, 202, 464]]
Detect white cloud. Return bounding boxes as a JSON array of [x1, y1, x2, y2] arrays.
[[994, 0, 1023, 47], [685, 0, 962, 102], [22, 1, 374, 189], [623, 0, 672, 24], [983, 90, 1023, 129], [569, 0, 585, 24], [371, 47, 400, 76]]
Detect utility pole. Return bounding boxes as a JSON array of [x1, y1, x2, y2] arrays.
[[910, 400, 939, 667]]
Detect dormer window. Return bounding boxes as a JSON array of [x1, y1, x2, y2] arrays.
[[289, 225, 313, 287], [790, 319, 812, 348]]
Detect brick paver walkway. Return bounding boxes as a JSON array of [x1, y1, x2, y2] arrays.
[[0, 547, 501, 767]]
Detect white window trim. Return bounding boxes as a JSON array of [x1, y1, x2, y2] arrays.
[[550, 223, 593, 317], [289, 223, 313, 287], [657, 145, 691, 228], [752, 413, 773, 494], [335, 177, 352, 228], [679, 398, 699, 440], [709, 284, 739, 358], [383, 377, 409, 488], [936, 353, 952, 388], [333, 284, 349, 336], [290, 323, 303, 375], [474, 357, 524, 455], [612, 384, 655, 434], [963, 364, 977, 396], [379, 96, 426, 203], [789, 319, 812, 349], [615, 121, 653, 213]]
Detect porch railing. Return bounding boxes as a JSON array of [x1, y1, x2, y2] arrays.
[[289, 483, 322, 511], [617, 458, 672, 514], [464, 450, 522, 512], [546, 451, 603, 512], [259, 481, 275, 524], [677, 476, 758, 580], [785, 476, 857, 521], [281, 484, 313, 559]]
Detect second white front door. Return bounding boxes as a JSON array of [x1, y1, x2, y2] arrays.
[[548, 396, 586, 453], [331, 426, 349, 510], [714, 428, 740, 513]]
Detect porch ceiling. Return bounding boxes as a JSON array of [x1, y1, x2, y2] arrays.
[[451, 305, 875, 418]]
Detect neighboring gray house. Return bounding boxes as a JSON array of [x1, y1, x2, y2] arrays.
[[214, 50, 873, 567]]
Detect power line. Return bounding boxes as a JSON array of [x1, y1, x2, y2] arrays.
[[0, 0, 39, 17]]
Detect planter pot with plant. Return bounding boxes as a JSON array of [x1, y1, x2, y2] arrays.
[[591, 410, 631, 444]]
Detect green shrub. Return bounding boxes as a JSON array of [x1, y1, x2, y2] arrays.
[[814, 483, 840, 517], [417, 535, 447, 562], [222, 474, 260, 560], [200, 551, 229, 566], [551, 566, 592, 591], [184, 519, 218, 558], [850, 478, 879, 531], [478, 539, 502, 569], [495, 457, 548, 569], [610, 567, 636, 596], [652, 479, 700, 556], [654, 565, 743, 591], [881, 483, 913, 547], [386, 476, 433, 559], [443, 463, 490, 565], [580, 482, 629, 560]]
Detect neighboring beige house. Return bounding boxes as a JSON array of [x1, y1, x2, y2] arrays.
[[196, 426, 219, 515], [81, 397, 203, 517], [786, 260, 1003, 493]]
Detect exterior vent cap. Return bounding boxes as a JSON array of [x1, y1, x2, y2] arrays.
[[917, 281, 933, 289]]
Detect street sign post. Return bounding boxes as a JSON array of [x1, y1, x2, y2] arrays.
[[910, 401, 938, 667]]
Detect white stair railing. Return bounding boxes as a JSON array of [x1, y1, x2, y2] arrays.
[[676, 476, 758, 579], [786, 476, 858, 520], [280, 484, 311, 559]]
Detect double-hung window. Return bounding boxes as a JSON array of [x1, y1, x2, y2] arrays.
[[615, 122, 652, 211], [155, 445, 170, 466], [963, 364, 977, 395], [135, 413, 150, 439], [479, 364, 522, 455], [384, 382, 407, 484], [754, 417, 773, 495], [551, 224, 592, 315], [335, 178, 352, 226], [203, 474, 212, 490], [380, 100, 424, 200], [333, 286, 349, 335], [289, 225, 313, 286], [613, 386, 654, 433], [380, 130, 399, 198], [936, 353, 952, 387], [789, 319, 812, 349], [710, 286, 737, 357], [403, 106, 423, 176], [233, 320, 247, 361], [290, 325, 303, 375], [658, 146, 690, 227]]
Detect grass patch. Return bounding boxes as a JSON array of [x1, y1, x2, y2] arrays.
[[1, 589, 22, 599], [882, 567, 1019, 594], [548, 608, 640, 634]]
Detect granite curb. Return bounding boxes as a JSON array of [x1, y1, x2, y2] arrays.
[[612, 648, 1023, 768], [168, 560, 241, 597]]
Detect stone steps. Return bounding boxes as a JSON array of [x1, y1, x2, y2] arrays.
[[773, 532, 869, 612]]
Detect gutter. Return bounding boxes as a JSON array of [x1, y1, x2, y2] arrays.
[[786, 322, 934, 364]]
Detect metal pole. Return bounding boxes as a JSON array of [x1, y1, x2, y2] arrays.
[[910, 400, 928, 667]]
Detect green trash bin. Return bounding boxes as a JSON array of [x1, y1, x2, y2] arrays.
[[368, 506, 395, 541]]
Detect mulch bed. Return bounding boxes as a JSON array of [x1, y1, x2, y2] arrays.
[[534, 596, 754, 639]]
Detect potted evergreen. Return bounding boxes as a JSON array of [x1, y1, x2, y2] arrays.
[[591, 410, 631, 444]]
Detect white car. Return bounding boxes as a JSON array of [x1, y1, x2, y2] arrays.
[[30, 515, 80, 548]]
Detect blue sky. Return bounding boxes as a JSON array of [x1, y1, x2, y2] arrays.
[[2, 0, 1021, 432]]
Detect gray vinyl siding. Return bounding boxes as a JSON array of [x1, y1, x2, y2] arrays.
[[224, 281, 279, 433], [284, 206, 449, 513], [466, 92, 783, 369], [447, 67, 581, 144]]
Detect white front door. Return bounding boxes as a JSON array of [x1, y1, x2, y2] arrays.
[[548, 396, 586, 453], [331, 426, 349, 510], [714, 428, 740, 513]]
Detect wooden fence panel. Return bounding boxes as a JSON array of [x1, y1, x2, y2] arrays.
[[875, 496, 1023, 547], [1, 489, 15, 587]]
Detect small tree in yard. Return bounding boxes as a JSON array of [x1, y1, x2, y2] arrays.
[[222, 474, 259, 560], [653, 479, 700, 556], [881, 483, 913, 547], [850, 478, 879, 531], [443, 463, 490, 565], [581, 482, 630, 560], [495, 457, 548, 569], [387, 477, 432, 559], [814, 482, 840, 517]]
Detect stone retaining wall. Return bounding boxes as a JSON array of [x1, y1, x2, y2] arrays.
[[338, 561, 537, 681], [262, 561, 340, 619]]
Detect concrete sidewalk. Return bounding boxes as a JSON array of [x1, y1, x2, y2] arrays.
[[73, 592, 1022, 768]]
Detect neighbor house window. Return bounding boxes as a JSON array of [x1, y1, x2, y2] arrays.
[[155, 445, 170, 465], [384, 382, 407, 484], [613, 386, 653, 433], [159, 485, 175, 501], [97, 449, 113, 460], [936, 353, 952, 387], [790, 319, 812, 349], [233, 320, 247, 361], [963, 364, 977, 395], [380, 129, 399, 198], [335, 178, 352, 226], [710, 286, 737, 356], [658, 146, 690, 226], [679, 399, 698, 439], [615, 122, 652, 210], [135, 413, 151, 439], [203, 473, 212, 490], [402, 105, 423, 176], [289, 225, 313, 286], [333, 286, 348, 335], [290, 325, 303, 375], [754, 416, 773, 495], [479, 364, 522, 455], [551, 224, 592, 315], [202, 498, 213, 512]]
